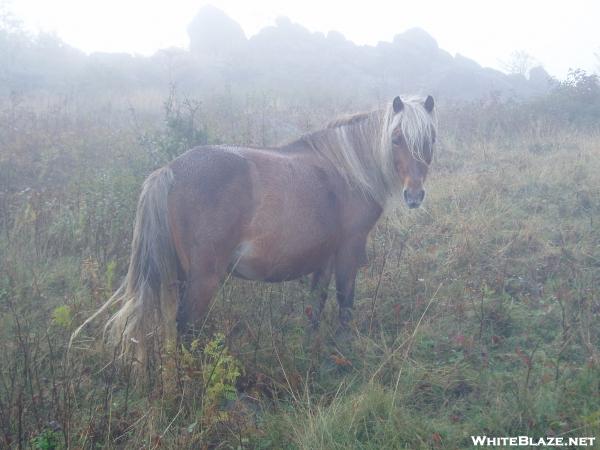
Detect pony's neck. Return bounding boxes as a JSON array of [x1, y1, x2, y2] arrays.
[[286, 108, 394, 205]]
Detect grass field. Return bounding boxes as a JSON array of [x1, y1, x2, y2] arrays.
[[1, 96, 599, 449]]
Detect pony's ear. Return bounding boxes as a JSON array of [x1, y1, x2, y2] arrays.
[[424, 95, 435, 113], [392, 96, 404, 113]]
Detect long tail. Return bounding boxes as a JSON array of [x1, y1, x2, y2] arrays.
[[70, 166, 179, 364]]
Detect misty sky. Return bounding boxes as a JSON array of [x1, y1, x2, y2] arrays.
[[9, 0, 600, 78]]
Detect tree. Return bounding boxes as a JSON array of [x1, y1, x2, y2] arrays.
[[500, 50, 537, 77], [0, 1, 21, 33]]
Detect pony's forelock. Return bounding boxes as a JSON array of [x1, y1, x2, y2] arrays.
[[396, 97, 438, 163]]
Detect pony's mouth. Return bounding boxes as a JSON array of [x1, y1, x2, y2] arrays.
[[403, 189, 425, 209]]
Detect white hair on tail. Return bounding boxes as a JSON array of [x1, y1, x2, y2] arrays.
[[70, 166, 179, 369], [296, 97, 437, 205]]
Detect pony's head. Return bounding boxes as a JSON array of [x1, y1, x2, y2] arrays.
[[301, 95, 437, 207], [386, 95, 436, 209]]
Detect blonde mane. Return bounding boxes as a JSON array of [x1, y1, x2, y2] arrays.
[[295, 97, 437, 205]]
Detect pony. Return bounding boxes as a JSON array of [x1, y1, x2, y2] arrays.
[[71, 95, 437, 363]]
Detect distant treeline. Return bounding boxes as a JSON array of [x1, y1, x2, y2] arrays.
[[0, 4, 599, 157], [2, 5, 557, 102]]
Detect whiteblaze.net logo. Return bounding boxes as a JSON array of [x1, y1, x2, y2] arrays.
[[471, 436, 596, 447]]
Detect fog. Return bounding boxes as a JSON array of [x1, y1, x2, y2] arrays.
[[2, 0, 600, 449], [11, 0, 600, 78]]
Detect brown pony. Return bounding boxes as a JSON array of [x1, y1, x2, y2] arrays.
[[71, 95, 437, 361]]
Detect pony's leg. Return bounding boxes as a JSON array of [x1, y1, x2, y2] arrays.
[[335, 262, 359, 327], [335, 271, 356, 326], [176, 246, 231, 336], [177, 270, 222, 336], [334, 239, 367, 327], [309, 259, 334, 329]]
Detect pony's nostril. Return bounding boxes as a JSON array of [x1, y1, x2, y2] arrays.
[[404, 189, 424, 206]]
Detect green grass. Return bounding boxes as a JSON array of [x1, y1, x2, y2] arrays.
[[1, 95, 599, 449]]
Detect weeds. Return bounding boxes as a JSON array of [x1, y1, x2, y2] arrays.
[[0, 90, 599, 448]]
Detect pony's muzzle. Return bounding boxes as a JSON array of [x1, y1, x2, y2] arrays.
[[403, 188, 425, 209]]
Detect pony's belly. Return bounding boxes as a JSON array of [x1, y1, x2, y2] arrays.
[[232, 261, 311, 282], [230, 240, 332, 282]]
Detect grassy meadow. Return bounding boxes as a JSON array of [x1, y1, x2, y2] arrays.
[[0, 89, 599, 449]]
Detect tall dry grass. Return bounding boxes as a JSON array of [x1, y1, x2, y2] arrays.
[[0, 89, 599, 448]]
